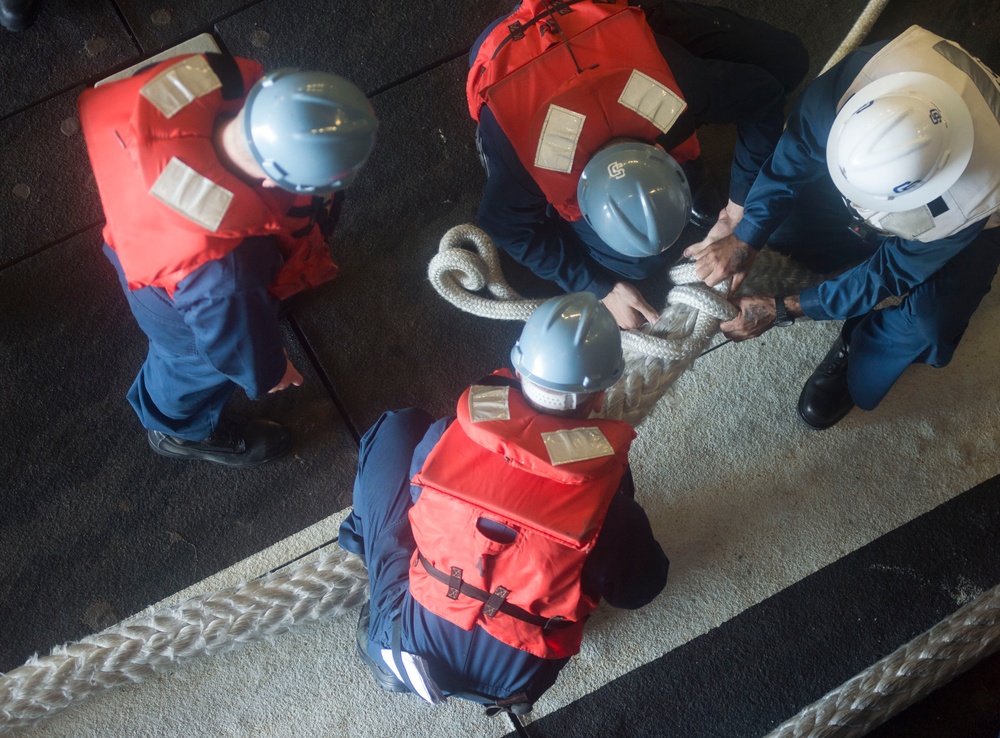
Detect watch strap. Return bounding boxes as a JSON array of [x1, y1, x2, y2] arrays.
[[774, 294, 794, 327]]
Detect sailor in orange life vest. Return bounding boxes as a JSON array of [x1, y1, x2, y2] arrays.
[[338, 292, 668, 713], [78, 55, 378, 467], [469, 0, 808, 330]]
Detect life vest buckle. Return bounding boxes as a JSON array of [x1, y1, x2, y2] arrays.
[[508, 21, 525, 41], [483, 585, 511, 617], [543, 615, 568, 630], [447, 566, 463, 599]]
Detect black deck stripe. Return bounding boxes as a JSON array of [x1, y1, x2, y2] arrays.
[[515, 475, 1000, 738]]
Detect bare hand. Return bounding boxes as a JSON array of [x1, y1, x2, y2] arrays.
[[601, 282, 659, 330], [683, 233, 756, 292], [269, 354, 304, 393], [719, 295, 775, 341], [690, 200, 745, 250]]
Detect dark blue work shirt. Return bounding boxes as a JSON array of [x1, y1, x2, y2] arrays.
[[400, 416, 669, 701], [473, 1, 806, 298], [732, 41, 989, 322]]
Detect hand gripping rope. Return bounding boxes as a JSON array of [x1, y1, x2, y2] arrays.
[[428, 224, 738, 428]]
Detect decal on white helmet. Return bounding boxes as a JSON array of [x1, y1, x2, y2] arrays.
[[542, 427, 614, 466], [149, 157, 234, 232], [140, 55, 222, 119], [617, 69, 687, 134], [535, 104, 586, 173], [468, 385, 511, 423]]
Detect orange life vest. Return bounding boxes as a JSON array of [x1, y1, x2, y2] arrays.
[[467, 0, 700, 221], [78, 54, 338, 299], [408, 375, 635, 659]]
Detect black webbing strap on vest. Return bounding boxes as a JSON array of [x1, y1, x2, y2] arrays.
[[204, 53, 246, 100], [417, 552, 573, 631], [490, 0, 589, 59], [656, 108, 695, 153], [287, 189, 345, 238]]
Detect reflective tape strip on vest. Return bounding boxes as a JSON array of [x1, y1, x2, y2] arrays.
[[77, 53, 338, 299], [467, 0, 699, 220], [408, 378, 634, 659], [839, 26, 1000, 241]]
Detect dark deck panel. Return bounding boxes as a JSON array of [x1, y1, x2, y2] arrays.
[[215, 0, 515, 95], [113, 0, 247, 53], [0, 1, 137, 119], [0, 86, 104, 265], [0, 227, 358, 671]]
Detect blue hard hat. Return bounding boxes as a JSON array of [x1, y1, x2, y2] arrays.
[[511, 292, 624, 394], [577, 141, 692, 258], [243, 69, 378, 194]]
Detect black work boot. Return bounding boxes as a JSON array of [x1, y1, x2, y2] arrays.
[[0, 0, 39, 32], [147, 416, 291, 467], [797, 335, 855, 430], [355, 603, 409, 693], [681, 157, 724, 230]]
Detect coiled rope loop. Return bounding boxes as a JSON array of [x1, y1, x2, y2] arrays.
[[429, 224, 737, 426]]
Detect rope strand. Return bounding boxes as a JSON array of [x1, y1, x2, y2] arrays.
[[0, 550, 368, 733], [429, 224, 738, 426], [764, 584, 1000, 738]]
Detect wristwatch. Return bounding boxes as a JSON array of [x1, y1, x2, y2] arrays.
[[774, 295, 794, 327]]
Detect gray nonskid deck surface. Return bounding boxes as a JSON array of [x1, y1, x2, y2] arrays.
[[1, 0, 999, 736]]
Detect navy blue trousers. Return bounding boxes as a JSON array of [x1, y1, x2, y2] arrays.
[[768, 184, 1000, 409], [106, 245, 236, 440], [339, 409, 439, 667]]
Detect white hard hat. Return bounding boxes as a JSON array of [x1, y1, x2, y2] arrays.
[[826, 72, 973, 212]]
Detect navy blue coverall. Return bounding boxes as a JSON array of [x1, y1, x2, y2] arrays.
[[105, 236, 287, 441], [474, 0, 810, 299], [339, 400, 669, 704], [733, 40, 1000, 410]]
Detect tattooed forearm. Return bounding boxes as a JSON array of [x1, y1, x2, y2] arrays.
[[743, 303, 770, 329]]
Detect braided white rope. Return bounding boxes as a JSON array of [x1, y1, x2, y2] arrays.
[[764, 583, 1000, 738], [429, 224, 737, 426], [820, 0, 892, 74], [0, 549, 368, 733]]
